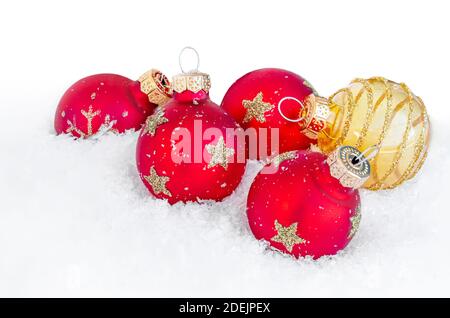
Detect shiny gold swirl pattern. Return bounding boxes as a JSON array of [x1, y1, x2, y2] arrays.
[[317, 77, 430, 190]]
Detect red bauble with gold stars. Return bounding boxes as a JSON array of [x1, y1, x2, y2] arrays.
[[136, 71, 246, 204], [54, 70, 171, 138], [221, 68, 317, 160], [246, 146, 369, 259]]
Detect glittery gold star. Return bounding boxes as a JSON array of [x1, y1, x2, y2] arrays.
[[270, 151, 297, 168], [348, 204, 361, 239], [143, 109, 168, 136], [271, 220, 306, 253], [242, 92, 274, 123], [205, 136, 235, 170], [144, 166, 172, 197]]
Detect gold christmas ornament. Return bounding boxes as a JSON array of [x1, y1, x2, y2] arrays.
[[300, 77, 430, 190]]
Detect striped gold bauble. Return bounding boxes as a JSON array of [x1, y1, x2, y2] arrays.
[[302, 77, 430, 190]]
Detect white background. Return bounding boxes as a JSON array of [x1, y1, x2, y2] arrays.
[[0, 0, 449, 297]]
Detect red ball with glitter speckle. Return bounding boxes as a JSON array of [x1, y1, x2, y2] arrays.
[[136, 71, 246, 204], [221, 68, 317, 160], [54, 71, 171, 138], [246, 149, 363, 259]]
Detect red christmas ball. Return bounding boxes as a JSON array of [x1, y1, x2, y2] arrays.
[[136, 72, 246, 204], [247, 148, 366, 259], [221, 68, 317, 160], [55, 70, 171, 138]]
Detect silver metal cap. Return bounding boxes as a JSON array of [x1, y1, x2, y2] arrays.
[[327, 146, 371, 189]]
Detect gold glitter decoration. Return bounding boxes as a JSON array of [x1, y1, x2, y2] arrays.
[[143, 109, 169, 136], [144, 166, 172, 197], [318, 77, 430, 190], [270, 151, 297, 168], [172, 72, 211, 94], [242, 92, 275, 123], [271, 220, 306, 253], [65, 117, 85, 137], [348, 203, 361, 239], [66, 105, 111, 138], [81, 105, 101, 136], [205, 136, 235, 170], [103, 115, 119, 134]]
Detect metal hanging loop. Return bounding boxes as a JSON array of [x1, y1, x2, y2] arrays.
[[277, 96, 305, 123], [179, 46, 200, 74], [351, 144, 381, 167]]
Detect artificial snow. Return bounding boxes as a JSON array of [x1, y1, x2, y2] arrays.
[[0, 108, 448, 297]]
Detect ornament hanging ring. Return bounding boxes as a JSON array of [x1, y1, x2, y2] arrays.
[[179, 46, 200, 74], [351, 144, 381, 167], [277, 96, 305, 123]]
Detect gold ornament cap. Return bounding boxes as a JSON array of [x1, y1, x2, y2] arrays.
[[327, 145, 371, 189], [299, 94, 330, 139], [172, 71, 211, 94], [172, 46, 211, 94], [138, 69, 172, 105]]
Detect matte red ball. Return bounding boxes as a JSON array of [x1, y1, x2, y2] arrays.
[[55, 74, 156, 138], [136, 90, 246, 205], [221, 68, 317, 160], [246, 150, 361, 259]]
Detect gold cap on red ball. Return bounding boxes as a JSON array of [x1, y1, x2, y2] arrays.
[[139, 69, 172, 105], [172, 72, 211, 94], [327, 146, 371, 189], [299, 94, 330, 139]]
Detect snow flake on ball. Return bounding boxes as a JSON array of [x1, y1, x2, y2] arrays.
[[143, 109, 169, 136], [242, 92, 274, 123], [102, 115, 119, 134], [205, 136, 235, 170], [66, 105, 102, 137], [271, 220, 306, 253], [348, 203, 361, 239], [144, 166, 172, 197]]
